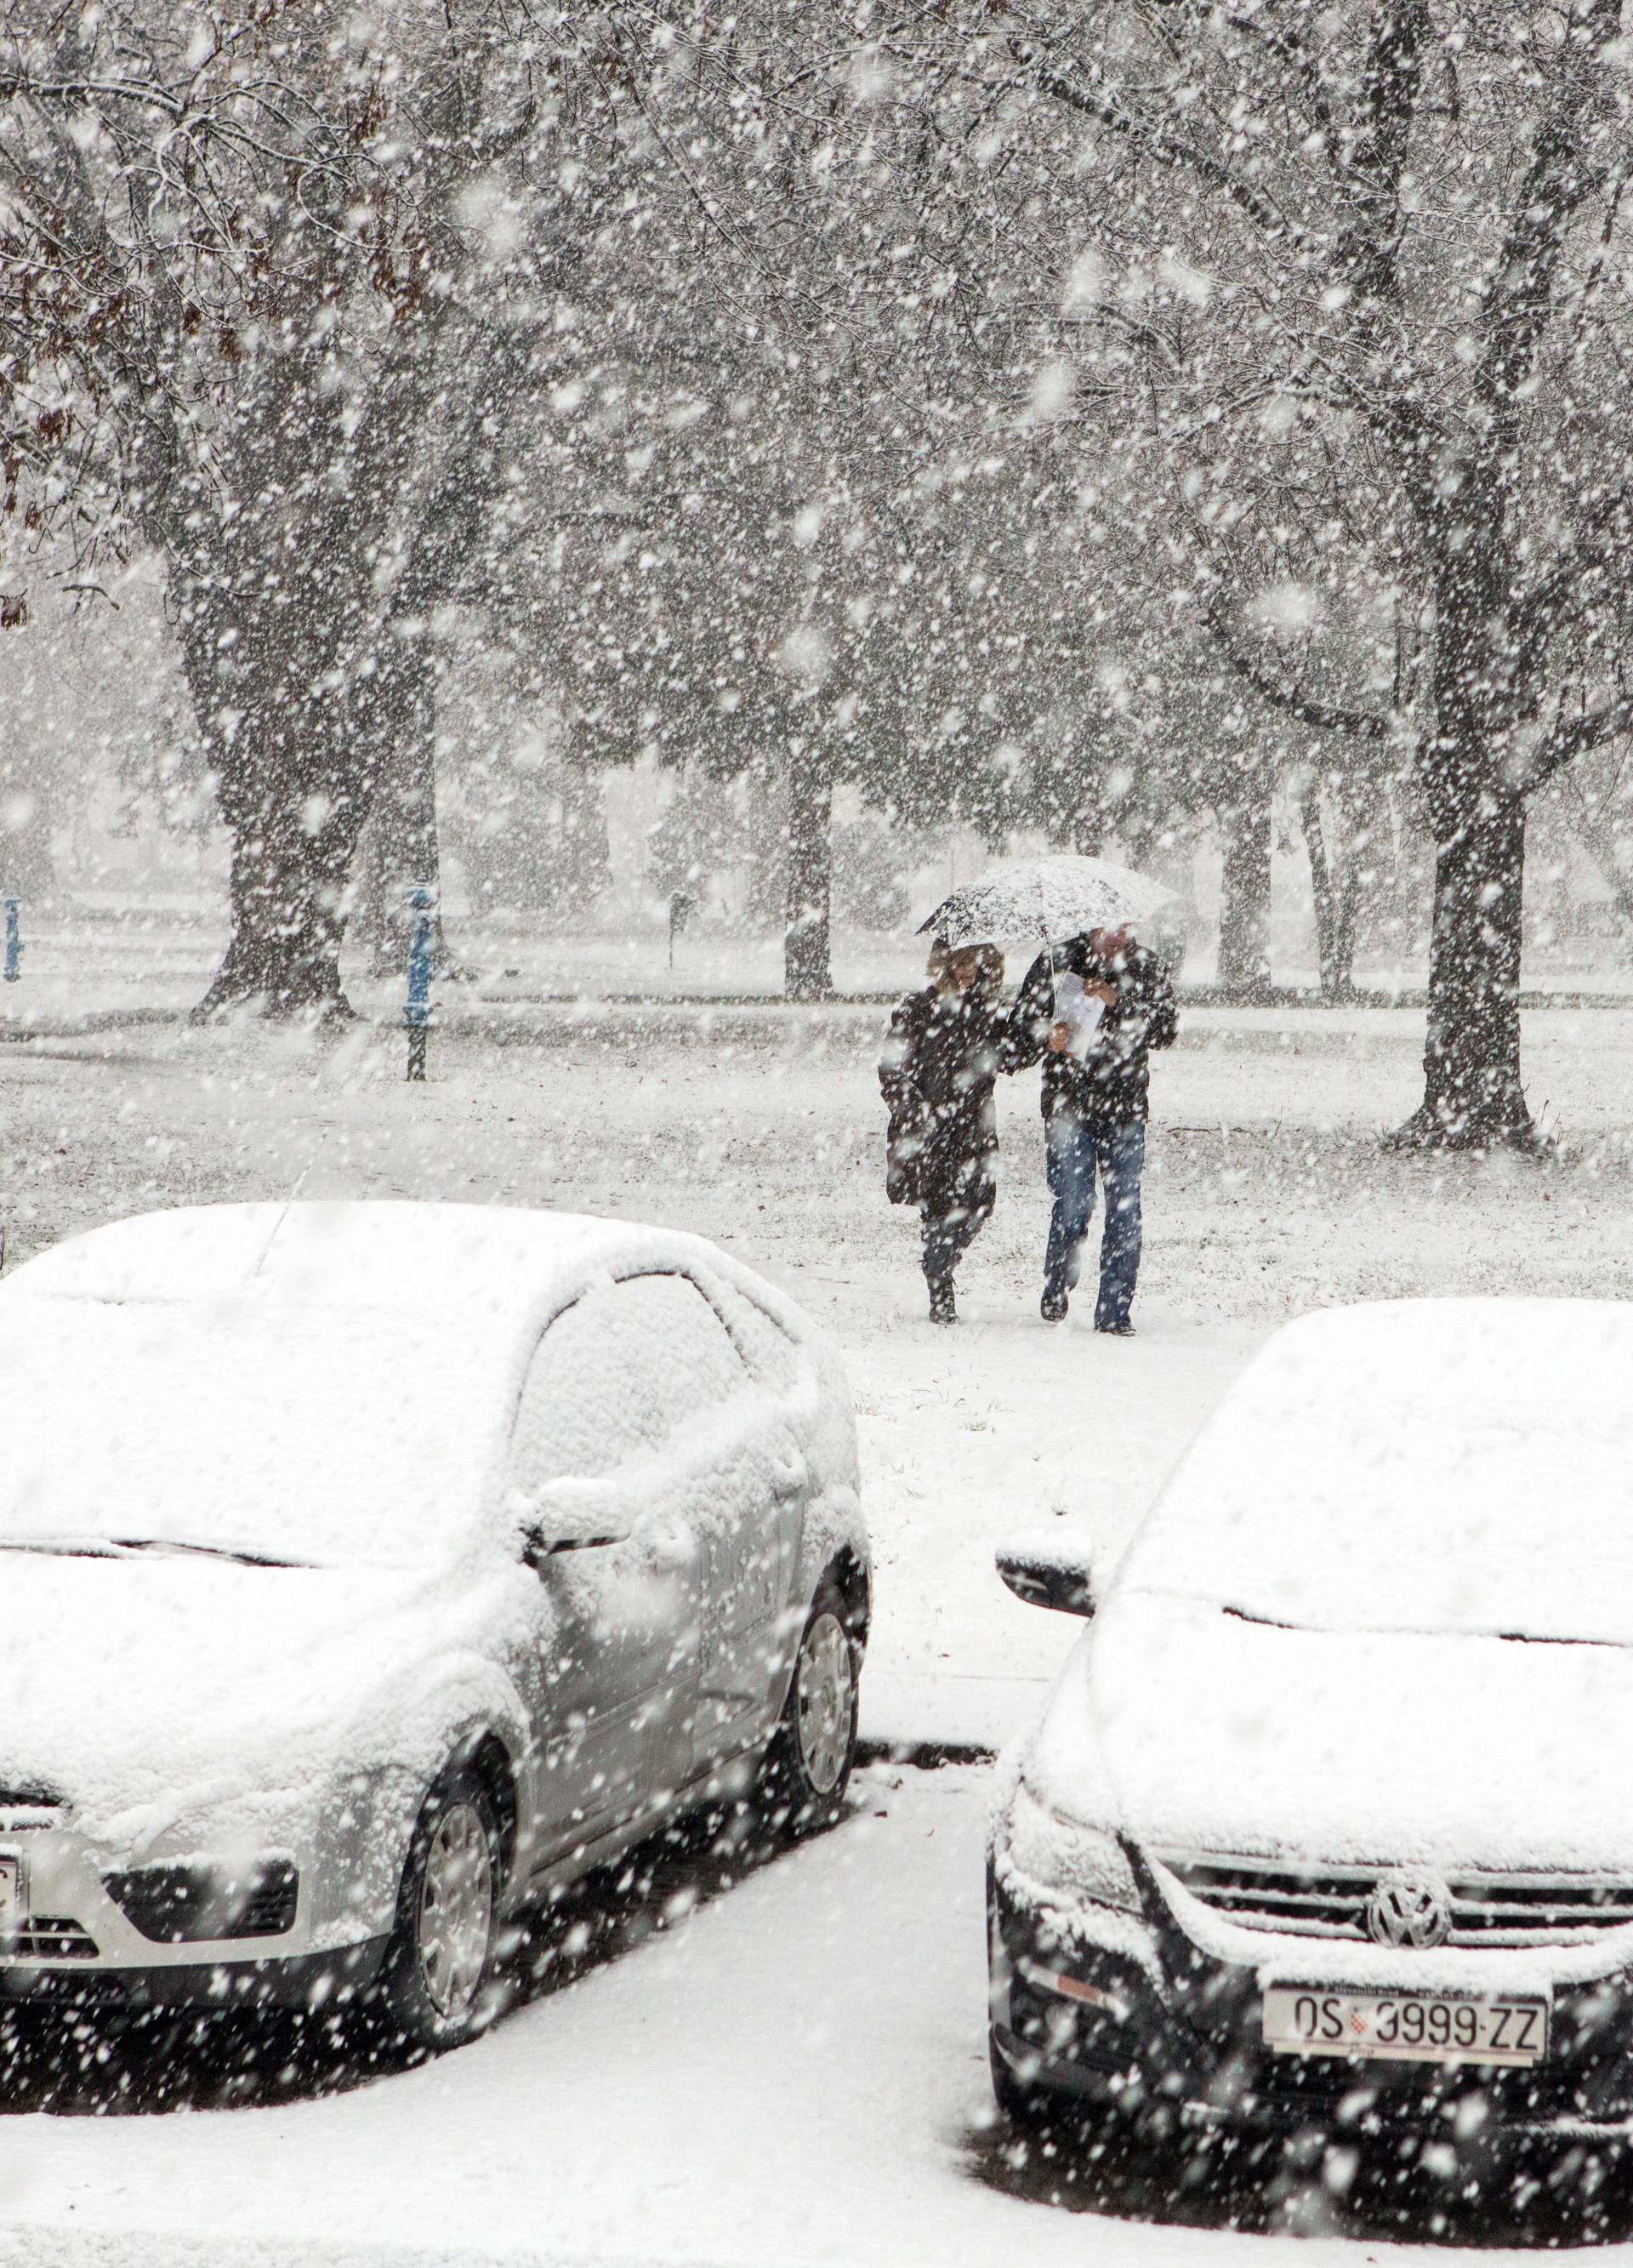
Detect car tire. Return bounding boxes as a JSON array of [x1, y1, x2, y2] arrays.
[[989, 2022, 1045, 2128], [758, 1572, 860, 1839], [987, 1872, 1044, 2128], [378, 1764, 503, 2054]]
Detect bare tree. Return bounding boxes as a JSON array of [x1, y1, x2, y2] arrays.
[[0, 1, 543, 1015], [887, 0, 1633, 1144]]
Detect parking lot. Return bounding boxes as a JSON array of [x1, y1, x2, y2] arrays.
[[3, 994, 1632, 2262], [6, 1760, 1625, 2268]]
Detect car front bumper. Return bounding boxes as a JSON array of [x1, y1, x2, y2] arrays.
[[0, 1935, 390, 2015], [989, 1861, 1633, 2146], [0, 1803, 400, 2020]]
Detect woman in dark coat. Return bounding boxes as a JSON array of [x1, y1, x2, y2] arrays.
[[879, 940, 1006, 1325]]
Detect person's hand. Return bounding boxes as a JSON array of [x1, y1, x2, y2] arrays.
[[1045, 1021, 1072, 1053], [1084, 979, 1117, 1006]]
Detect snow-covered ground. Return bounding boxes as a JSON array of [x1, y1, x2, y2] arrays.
[[0, 1762, 1611, 2268], [2, 1765, 1626, 2267], [3, 983, 1632, 2262]]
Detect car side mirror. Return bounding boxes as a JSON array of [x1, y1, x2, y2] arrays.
[[515, 1478, 634, 1566], [995, 1537, 1095, 1618]]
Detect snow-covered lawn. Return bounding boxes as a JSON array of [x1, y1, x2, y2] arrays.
[[2, 995, 1631, 2262]]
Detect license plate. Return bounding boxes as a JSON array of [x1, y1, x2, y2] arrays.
[[1262, 1987, 1548, 2068], [0, 1855, 23, 1936]]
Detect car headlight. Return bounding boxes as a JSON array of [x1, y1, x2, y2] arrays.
[[999, 1780, 1141, 1914]]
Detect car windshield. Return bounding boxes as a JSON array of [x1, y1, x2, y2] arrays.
[[1118, 1305, 1633, 1647], [0, 1293, 504, 1570]]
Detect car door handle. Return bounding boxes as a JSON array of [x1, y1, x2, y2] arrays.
[[771, 1452, 807, 1497]]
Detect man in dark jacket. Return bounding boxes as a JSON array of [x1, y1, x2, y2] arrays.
[[879, 942, 1005, 1325], [1004, 924, 1177, 1332]]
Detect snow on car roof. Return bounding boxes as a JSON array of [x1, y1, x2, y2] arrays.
[[1118, 1297, 1633, 1645], [9, 1198, 632, 1312], [0, 1202, 740, 1570]]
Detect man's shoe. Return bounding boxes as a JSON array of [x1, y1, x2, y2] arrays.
[[1040, 1289, 1068, 1324], [1095, 1318, 1135, 1336], [928, 1278, 958, 1325]]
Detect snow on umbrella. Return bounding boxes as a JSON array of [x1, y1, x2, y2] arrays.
[[918, 855, 1173, 951]]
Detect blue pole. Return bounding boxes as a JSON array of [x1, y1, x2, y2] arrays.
[[3, 899, 19, 983], [405, 885, 432, 1081]]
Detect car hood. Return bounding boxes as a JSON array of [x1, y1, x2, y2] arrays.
[[1026, 1592, 1633, 1875], [0, 1554, 532, 1854]]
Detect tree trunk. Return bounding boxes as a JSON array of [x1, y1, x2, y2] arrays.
[[745, 761, 787, 930], [1067, 778, 1102, 856], [194, 761, 368, 1021], [1033, 739, 1102, 854], [351, 641, 452, 981], [174, 301, 509, 1023], [555, 756, 611, 915], [1217, 783, 1273, 997], [1392, 796, 1534, 1149], [784, 740, 833, 1000], [1300, 784, 1358, 1004], [175, 551, 375, 1023]]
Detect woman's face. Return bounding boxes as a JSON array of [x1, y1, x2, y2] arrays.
[[948, 951, 986, 991]]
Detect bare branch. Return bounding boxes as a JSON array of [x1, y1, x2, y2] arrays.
[[1521, 694, 1633, 797], [1203, 596, 1391, 741], [1471, 16, 1622, 453], [999, 34, 1307, 249]]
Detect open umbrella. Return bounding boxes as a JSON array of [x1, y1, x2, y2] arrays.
[[918, 854, 1173, 951]]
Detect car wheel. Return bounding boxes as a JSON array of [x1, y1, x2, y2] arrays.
[[989, 2022, 1045, 2127], [758, 1573, 859, 1839], [378, 1765, 503, 2054]]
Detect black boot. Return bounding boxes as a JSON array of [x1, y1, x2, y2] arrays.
[[1040, 1285, 1068, 1324], [927, 1274, 957, 1325]]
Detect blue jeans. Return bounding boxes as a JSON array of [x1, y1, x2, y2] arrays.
[[1043, 1117, 1146, 1327]]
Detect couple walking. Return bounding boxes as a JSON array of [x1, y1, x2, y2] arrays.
[[879, 926, 1177, 1330]]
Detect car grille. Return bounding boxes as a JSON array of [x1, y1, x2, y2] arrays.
[[3, 1918, 98, 1959], [0, 1783, 66, 1832], [1157, 1853, 1633, 1947]]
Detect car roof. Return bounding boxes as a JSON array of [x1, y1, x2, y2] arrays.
[[1223, 1296, 1633, 1426], [0, 1203, 782, 1571], [3, 1201, 648, 1325], [1118, 1296, 1633, 1644]]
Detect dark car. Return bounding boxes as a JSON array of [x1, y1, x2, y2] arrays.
[[988, 1299, 1633, 2162]]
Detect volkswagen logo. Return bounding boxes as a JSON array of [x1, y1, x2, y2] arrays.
[[1365, 1871, 1452, 1950]]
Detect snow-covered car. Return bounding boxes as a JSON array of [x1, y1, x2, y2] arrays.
[[989, 1298, 1633, 2157], [0, 1202, 868, 2051]]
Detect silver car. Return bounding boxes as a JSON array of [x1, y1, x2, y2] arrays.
[[0, 1201, 868, 2051]]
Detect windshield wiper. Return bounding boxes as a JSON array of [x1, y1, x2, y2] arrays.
[[0, 1536, 305, 1570], [1220, 1602, 1624, 1650], [1495, 1630, 1622, 1650], [0, 1538, 122, 1559], [109, 1538, 308, 1569]]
